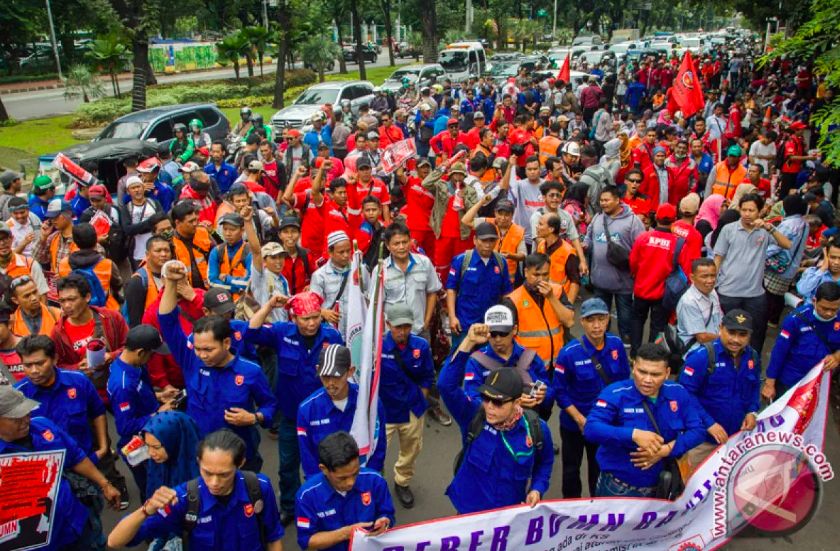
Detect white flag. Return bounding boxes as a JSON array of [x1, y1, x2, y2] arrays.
[[350, 264, 385, 459], [344, 250, 367, 368]]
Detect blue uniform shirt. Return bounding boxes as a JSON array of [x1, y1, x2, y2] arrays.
[[245, 321, 344, 420], [28, 195, 50, 221], [380, 332, 435, 424], [0, 417, 90, 550], [16, 369, 106, 460], [295, 469, 396, 551], [553, 334, 631, 432], [297, 383, 386, 478], [151, 180, 174, 212], [584, 380, 707, 488], [679, 339, 761, 439], [129, 472, 284, 550], [106, 357, 160, 448], [767, 305, 840, 389], [438, 350, 554, 514], [463, 342, 554, 405], [159, 310, 277, 461], [304, 126, 333, 156], [71, 194, 90, 221], [445, 251, 513, 327], [205, 161, 239, 195]]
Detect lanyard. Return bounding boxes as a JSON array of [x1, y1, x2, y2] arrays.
[[499, 417, 534, 461]]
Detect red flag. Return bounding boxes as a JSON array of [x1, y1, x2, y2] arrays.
[[666, 51, 705, 118], [557, 54, 570, 84]]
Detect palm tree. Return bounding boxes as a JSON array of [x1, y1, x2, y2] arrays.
[[87, 33, 129, 97], [243, 26, 271, 77], [300, 36, 340, 82], [63, 64, 106, 103], [217, 31, 250, 80]]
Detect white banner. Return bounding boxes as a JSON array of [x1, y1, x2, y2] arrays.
[[351, 364, 834, 551], [345, 249, 367, 369]]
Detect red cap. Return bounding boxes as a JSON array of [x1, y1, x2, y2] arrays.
[[789, 121, 808, 131], [196, 146, 210, 156], [287, 129, 302, 138], [136, 157, 161, 173], [447, 118, 459, 126], [656, 203, 677, 223], [88, 184, 108, 198]]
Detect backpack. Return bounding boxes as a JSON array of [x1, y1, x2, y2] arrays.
[[453, 407, 543, 475], [72, 264, 108, 307], [120, 268, 150, 319], [681, 342, 758, 387], [183, 471, 265, 551], [774, 139, 788, 171], [662, 238, 689, 312]]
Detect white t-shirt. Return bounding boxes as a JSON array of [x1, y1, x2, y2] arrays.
[[126, 201, 157, 261], [509, 178, 545, 243], [749, 140, 777, 176]]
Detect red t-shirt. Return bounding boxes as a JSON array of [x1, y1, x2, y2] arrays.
[[64, 318, 96, 355], [0, 348, 24, 382], [671, 220, 703, 262], [356, 178, 391, 206], [401, 176, 435, 233], [260, 159, 282, 199]]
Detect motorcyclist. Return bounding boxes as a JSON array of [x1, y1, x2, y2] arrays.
[[233, 107, 254, 137], [189, 118, 212, 150], [245, 114, 273, 143], [338, 99, 356, 128], [370, 87, 389, 114], [170, 123, 193, 164]]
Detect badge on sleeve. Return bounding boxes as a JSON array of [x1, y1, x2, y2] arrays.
[[412, 349, 421, 359], [747, 359, 755, 370], [244, 504, 254, 517], [67, 388, 77, 399], [235, 375, 245, 386], [611, 349, 618, 360], [494, 266, 500, 274], [670, 400, 678, 412], [525, 435, 533, 448], [834, 321, 839, 332], [234, 331, 242, 341], [42, 430, 54, 442], [361, 491, 372, 506]]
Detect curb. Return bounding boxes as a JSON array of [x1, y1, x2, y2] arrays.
[[0, 83, 66, 95]]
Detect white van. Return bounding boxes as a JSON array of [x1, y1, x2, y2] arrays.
[[438, 42, 487, 82]]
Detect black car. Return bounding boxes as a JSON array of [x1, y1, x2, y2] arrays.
[[342, 44, 378, 63]]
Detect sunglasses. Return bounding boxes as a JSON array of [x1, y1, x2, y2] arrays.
[[489, 330, 511, 338], [626, 178, 643, 183], [482, 395, 513, 407]]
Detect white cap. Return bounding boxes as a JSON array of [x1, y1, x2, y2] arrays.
[[561, 141, 580, 157], [126, 175, 144, 188], [327, 230, 350, 249], [484, 305, 515, 332]]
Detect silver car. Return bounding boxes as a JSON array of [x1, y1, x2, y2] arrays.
[[380, 64, 445, 93], [271, 80, 375, 132]]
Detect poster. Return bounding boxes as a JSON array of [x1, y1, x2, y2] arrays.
[[380, 139, 417, 174], [351, 363, 834, 551], [0, 450, 65, 551]]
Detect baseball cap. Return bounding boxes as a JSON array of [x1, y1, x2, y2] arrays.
[[367, 131, 380, 140], [494, 199, 515, 213], [416, 158, 432, 168], [491, 157, 507, 169], [726, 145, 742, 157], [0, 170, 21, 188], [0, 386, 39, 419], [261, 242, 287, 258], [88, 184, 108, 199], [126, 324, 163, 351], [655, 203, 677, 224], [722, 309, 753, 332], [561, 141, 580, 157], [203, 287, 236, 315], [248, 160, 264, 172], [279, 216, 301, 231], [32, 175, 55, 191], [478, 369, 523, 402], [475, 221, 499, 240], [180, 161, 201, 173], [484, 304, 515, 333], [580, 298, 610, 318], [196, 146, 210, 157], [287, 129, 302, 138], [44, 198, 72, 219], [137, 157, 161, 173], [8, 197, 28, 212], [218, 213, 244, 227], [472, 111, 485, 119], [355, 156, 373, 169], [318, 344, 352, 377], [125, 175, 144, 189], [450, 162, 467, 176], [0, 225, 10, 237], [447, 118, 459, 127], [386, 303, 414, 327]]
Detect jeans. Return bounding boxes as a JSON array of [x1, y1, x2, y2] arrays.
[[277, 416, 301, 514], [595, 472, 655, 498], [560, 427, 600, 498], [718, 293, 768, 353], [593, 288, 633, 341], [630, 296, 669, 356]]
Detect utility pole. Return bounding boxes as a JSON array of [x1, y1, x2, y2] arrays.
[[262, 0, 269, 29], [552, 0, 557, 38], [45, 0, 63, 80]]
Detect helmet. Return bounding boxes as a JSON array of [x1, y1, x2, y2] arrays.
[[189, 118, 203, 131], [251, 114, 264, 127], [561, 141, 581, 157], [240, 107, 252, 120], [340, 99, 351, 108], [173, 123, 187, 134], [432, 84, 444, 94]]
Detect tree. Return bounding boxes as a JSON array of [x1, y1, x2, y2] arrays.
[[272, 0, 294, 109], [216, 31, 250, 80], [243, 25, 270, 77], [301, 35, 341, 82], [418, 0, 437, 62], [762, 0, 840, 166], [380, 0, 395, 66], [87, 33, 129, 97], [107, 0, 159, 112], [63, 64, 106, 103], [407, 31, 423, 61], [349, 0, 366, 80]]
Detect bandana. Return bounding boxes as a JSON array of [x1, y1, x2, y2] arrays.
[[286, 291, 324, 317], [493, 404, 524, 432]]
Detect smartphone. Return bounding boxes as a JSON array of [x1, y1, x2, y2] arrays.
[[170, 390, 187, 410], [529, 380, 545, 398]]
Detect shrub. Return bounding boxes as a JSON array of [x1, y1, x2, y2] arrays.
[[72, 97, 131, 127]]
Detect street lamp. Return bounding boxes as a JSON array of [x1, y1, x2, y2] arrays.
[[45, 0, 63, 80]]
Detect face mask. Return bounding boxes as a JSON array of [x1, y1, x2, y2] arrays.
[[159, 230, 175, 241], [814, 310, 836, 323]]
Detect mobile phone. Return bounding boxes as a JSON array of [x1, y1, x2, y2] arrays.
[[170, 390, 187, 410], [529, 380, 545, 398]]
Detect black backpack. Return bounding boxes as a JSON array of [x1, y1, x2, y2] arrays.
[[662, 238, 689, 312], [681, 342, 758, 387], [182, 471, 265, 551], [452, 407, 544, 475]]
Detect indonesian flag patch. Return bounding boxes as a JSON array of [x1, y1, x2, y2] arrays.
[[297, 517, 311, 529], [595, 399, 607, 408], [119, 402, 131, 412], [780, 329, 790, 339], [683, 367, 695, 377], [296, 427, 307, 436], [464, 372, 475, 381]]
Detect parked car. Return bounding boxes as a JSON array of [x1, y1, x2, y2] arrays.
[[43, 139, 159, 193], [271, 80, 375, 131], [571, 35, 603, 47], [396, 42, 422, 59], [380, 64, 445, 93], [95, 103, 229, 146], [342, 44, 378, 63]]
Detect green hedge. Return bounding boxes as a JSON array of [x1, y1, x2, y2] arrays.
[[0, 73, 60, 85], [71, 69, 318, 127]]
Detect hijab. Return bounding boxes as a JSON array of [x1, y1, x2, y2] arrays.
[[731, 183, 757, 208], [710, 208, 741, 249], [696, 194, 726, 230], [142, 411, 201, 497]]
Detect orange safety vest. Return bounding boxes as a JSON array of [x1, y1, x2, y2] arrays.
[[216, 242, 248, 299], [1, 254, 35, 280], [11, 303, 60, 337], [58, 256, 120, 311], [173, 227, 214, 288], [492, 222, 524, 283], [538, 135, 562, 166], [48, 233, 79, 274], [130, 265, 161, 312], [710, 162, 747, 201], [536, 238, 577, 296], [508, 284, 564, 367]]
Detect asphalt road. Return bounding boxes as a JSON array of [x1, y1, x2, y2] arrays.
[[2, 57, 395, 121]]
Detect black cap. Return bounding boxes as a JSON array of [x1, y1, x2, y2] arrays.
[[475, 221, 500, 240], [478, 369, 523, 401], [8, 197, 27, 212], [317, 344, 352, 377], [203, 287, 236, 315], [126, 324, 163, 351], [355, 156, 373, 169], [218, 213, 245, 228], [494, 199, 515, 213], [722, 309, 753, 332], [279, 216, 301, 231]]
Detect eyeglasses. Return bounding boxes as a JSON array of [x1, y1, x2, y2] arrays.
[[482, 395, 512, 407], [10, 275, 32, 291], [489, 330, 511, 339], [626, 178, 643, 184], [545, 193, 561, 198]]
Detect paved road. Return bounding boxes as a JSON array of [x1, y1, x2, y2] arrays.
[[2, 57, 395, 121]]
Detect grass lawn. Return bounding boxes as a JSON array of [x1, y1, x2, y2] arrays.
[[0, 62, 406, 178]]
